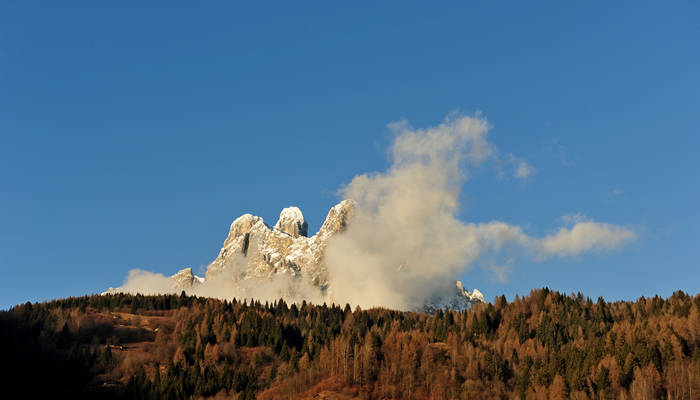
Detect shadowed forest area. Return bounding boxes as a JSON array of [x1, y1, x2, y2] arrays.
[[1, 289, 698, 399]]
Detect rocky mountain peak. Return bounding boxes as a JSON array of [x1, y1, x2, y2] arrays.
[[273, 207, 308, 238], [223, 214, 265, 250], [152, 199, 484, 312], [171, 267, 204, 289], [318, 199, 356, 238]]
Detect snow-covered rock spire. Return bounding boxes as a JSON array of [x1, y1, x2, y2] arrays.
[[273, 206, 308, 238]]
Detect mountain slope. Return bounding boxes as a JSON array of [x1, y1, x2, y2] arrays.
[[3, 290, 698, 399]]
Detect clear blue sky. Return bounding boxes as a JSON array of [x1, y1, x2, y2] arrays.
[[1, 2, 698, 309]]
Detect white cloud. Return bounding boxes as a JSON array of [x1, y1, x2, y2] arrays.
[[389, 112, 494, 167], [325, 113, 634, 309], [326, 113, 522, 309], [502, 153, 536, 180], [539, 221, 636, 258], [118, 270, 174, 295]]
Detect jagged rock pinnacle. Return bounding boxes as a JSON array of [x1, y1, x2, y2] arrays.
[[274, 207, 308, 238], [205, 200, 356, 284]]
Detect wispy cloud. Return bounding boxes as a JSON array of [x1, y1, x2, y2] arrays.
[[561, 213, 587, 226], [494, 153, 536, 180], [487, 259, 515, 283], [515, 159, 536, 179]]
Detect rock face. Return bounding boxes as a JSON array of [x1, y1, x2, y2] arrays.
[[170, 267, 204, 290], [158, 200, 484, 312], [205, 200, 356, 289], [273, 207, 308, 238]]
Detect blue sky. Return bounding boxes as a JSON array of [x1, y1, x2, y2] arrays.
[[1, 2, 698, 309]]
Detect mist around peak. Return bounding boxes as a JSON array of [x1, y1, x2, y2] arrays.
[[115, 112, 636, 310]]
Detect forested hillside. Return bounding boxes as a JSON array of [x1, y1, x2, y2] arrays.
[[1, 289, 698, 399]]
